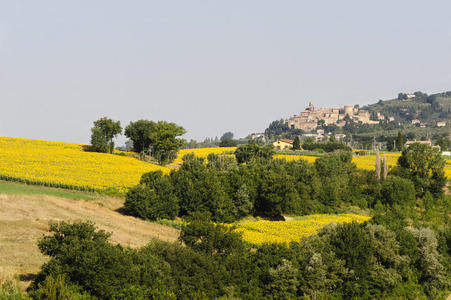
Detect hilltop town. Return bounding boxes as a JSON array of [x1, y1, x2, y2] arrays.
[[284, 102, 382, 131]]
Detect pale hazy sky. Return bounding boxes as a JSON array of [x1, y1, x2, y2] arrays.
[[1, 1, 450, 144]]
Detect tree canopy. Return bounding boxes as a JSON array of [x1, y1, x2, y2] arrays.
[[150, 121, 186, 165], [396, 143, 446, 197], [125, 120, 186, 165], [124, 119, 155, 153], [90, 117, 122, 153]]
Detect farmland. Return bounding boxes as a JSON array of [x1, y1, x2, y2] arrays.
[[172, 146, 236, 165], [159, 213, 371, 246], [0, 138, 449, 197], [0, 137, 170, 193], [274, 152, 451, 179], [233, 214, 371, 245]]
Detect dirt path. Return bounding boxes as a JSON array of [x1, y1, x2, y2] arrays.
[[0, 194, 179, 284]]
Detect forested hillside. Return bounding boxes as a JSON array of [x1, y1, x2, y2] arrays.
[[363, 91, 451, 125]]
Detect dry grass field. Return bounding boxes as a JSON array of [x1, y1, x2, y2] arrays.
[[0, 190, 179, 288]]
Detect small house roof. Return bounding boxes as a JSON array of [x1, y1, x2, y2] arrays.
[[278, 139, 294, 144]]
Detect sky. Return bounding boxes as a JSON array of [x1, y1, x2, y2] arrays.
[[1, 1, 450, 145]]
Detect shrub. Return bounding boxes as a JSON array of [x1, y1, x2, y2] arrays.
[[31, 275, 94, 300], [124, 171, 179, 220], [0, 280, 29, 300], [380, 176, 416, 206]]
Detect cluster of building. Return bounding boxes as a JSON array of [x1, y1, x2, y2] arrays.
[[285, 102, 379, 131], [411, 120, 447, 128]]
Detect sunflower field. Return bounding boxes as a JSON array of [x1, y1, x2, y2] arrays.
[[172, 147, 237, 165], [1, 137, 449, 194], [163, 213, 371, 246], [273, 154, 318, 163], [233, 214, 371, 245], [0, 137, 170, 192]]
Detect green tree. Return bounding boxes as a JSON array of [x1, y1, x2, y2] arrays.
[[325, 222, 373, 298], [266, 259, 299, 299], [171, 154, 235, 222], [179, 219, 246, 257], [150, 121, 186, 165], [396, 143, 446, 197], [220, 132, 234, 141], [124, 171, 179, 220], [124, 120, 155, 153], [380, 176, 416, 206], [219, 139, 237, 147], [395, 131, 403, 151], [32, 221, 175, 299], [90, 117, 122, 153], [292, 136, 301, 150], [234, 144, 274, 164], [254, 169, 300, 219]]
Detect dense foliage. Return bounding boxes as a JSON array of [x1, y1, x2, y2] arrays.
[[394, 143, 446, 197], [124, 119, 186, 164], [90, 117, 122, 153], [29, 215, 450, 299], [125, 145, 444, 223], [20, 141, 449, 299]]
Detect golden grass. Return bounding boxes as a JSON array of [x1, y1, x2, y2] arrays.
[[0, 193, 179, 285]]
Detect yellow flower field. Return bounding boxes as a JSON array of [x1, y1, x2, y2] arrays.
[[272, 153, 451, 179], [164, 213, 371, 246], [0, 136, 449, 194], [273, 154, 318, 163], [172, 147, 237, 165], [0, 137, 170, 192], [352, 153, 399, 170], [233, 214, 371, 245], [352, 153, 451, 178]]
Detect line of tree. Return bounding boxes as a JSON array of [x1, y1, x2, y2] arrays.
[[124, 143, 446, 223], [90, 117, 186, 165]]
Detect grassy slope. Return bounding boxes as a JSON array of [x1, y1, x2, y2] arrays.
[[0, 181, 179, 288], [0, 181, 94, 200]]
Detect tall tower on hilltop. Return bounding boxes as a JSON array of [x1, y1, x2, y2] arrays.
[[344, 105, 353, 116]]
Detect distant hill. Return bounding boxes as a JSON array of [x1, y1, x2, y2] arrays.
[[264, 91, 451, 144], [362, 91, 451, 125]]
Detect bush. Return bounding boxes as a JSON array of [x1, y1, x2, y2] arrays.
[[380, 176, 416, 206], [0, 280, 29, 300], [219, 139, 237, 147], [396, 143, 446, 197], [31, 275, 94, 300], [124, 171, 179, 220], [31, 221, 175, 299], [234, 144, 274, 164]]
